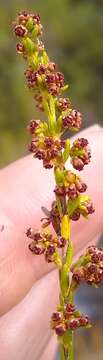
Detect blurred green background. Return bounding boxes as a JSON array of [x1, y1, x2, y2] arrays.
[[0, 0, 103, 167]]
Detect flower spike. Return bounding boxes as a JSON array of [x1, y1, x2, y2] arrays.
[[12, 10, 102, 360]]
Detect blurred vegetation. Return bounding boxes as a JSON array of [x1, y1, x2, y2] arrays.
[[0, 0, 103, 167]]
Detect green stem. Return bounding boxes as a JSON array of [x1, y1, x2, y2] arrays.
[[60, 334, 74, 360], [42, 97, 56, 134], [60, 342, 65, 360], [60, 240, 73, 299], [59, 231, 74, 359], [67, 332, 74, 360]]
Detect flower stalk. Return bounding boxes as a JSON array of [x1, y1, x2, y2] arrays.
[[12, 10, 103, 360]]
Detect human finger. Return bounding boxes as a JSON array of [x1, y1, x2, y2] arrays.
[[0, 125, 103, 314]]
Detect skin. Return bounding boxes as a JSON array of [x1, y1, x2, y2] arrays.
[[0, 124, 103, 360]]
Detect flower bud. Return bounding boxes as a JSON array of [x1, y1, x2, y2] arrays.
[[78, 315, 90, 327], [62, 115, 73, 129], [14, 25, 28, 37], [71, 138, 91, 171], [57, 98, 70, 111], [69, 318, 80, 330], [51, 311, 63, 323], [35, 150, 45, 160], [54, 186, 66, 197], [45, 244, 56, 262], [57, 236, 67, 248], [72, 157, 84, 171], [16, 42, 24, 53], [28, 242, 45, 255], [26, 227, 34, 238], [55, 323, 66, 336], [70, 209, 80, 221], [28, 140, 37, 152], [27, 119, 40, 134]]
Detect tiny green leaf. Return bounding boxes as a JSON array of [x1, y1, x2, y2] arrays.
[[79, 195, 90, 203], [61, 215, 70, 240], [26, 18, 34, 31], [31, 25, 39, 39], [67, 197, 80, 217], [56, 115, 63, 133], [55, 167, 64, 185], [62, 139, 71, 163], [42, 51, 49, 65], [61, 84, 69, 92], [23, 37, 35, 53]]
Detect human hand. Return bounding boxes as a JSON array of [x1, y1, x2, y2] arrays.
[[0, 125, 103, 360]]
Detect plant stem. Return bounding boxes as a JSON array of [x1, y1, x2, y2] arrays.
[[67, 332, 74, 360], [60, 343, 65, 360], [60, 337, 74, 360]]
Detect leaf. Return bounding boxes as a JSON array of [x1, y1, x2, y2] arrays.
[[43, 122, 49, 135], [65, 240, 73, 268], [63, 329, 72, 347], [56, 115, 63, 133], [26, 18, 34, 31], [67, 197, 80, 217], [60, 263, 69, 298], [42, 51, 49, 65], [53, 251, 62, 269], [43, 100, 50, 116], [31, 27, 38, 40], [61, 84, 69, 92], [61, 215, 70, 240], [55, 167, 64, 185], [49, 95, 55, 116], [86, 324, 92, 329], [79, 195, 91, 203], [62, 139, 71, 163], [74, 311, 81, 317], [23, 38, 35, 53], [56, 198, 62, 217]]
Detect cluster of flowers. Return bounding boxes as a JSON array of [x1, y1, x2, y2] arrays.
[[54, 169, 94, 221], [71, 245, 103, 286], [54, 170, 87, 199], [13, 12, 66, 105], [27, 118, 91, 174], [13, 10, 43, 39], [62, 110, 82, 131], [24, 59, 64, 97], [70, 138, 91, 171], [51, 304, 90, 336], [13, 10, 83, 134], [27, 119, 66, 168], [55, 99, 82, 132], [26, 227, 66, 262], [25, 63, 65, 109], [13, 11, 103, 358], [69, 200, 95, 221]]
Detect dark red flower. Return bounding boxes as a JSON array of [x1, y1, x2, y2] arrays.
[[27, 119, 40, 134], [14, 25, 27, 37], [69, 318, 80, 330], [16, 42, 24, 53], [55, 323, 66, 336], [28, 243, 45, 255]]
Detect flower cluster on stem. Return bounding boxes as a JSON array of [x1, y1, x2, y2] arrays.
[[12, 10, 103, 360]]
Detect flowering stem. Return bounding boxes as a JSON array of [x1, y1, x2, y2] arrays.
[[67, 332, 74, 360], [59, 330, 74, 360], [60, 240, 72, 299], [59, 343, 65, 360], [59, 231, 74, 359], [12, 11, 101, 360]]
